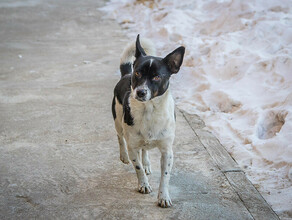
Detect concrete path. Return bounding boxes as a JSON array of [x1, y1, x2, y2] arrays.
[[0, 0, 279, 219]]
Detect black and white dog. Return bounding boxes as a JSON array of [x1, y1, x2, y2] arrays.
[[112, 35, 185, 208]]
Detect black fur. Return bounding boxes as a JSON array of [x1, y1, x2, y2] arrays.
[[163, 46, 185, 74], [132, 57, 171, 99], [112, 96, 116, 119], [113, 74, 134, 126], [135, 34, 146, 58], [111, 34, 185, 128], [123, 91, 134, 126], [114, 74, 131, 105], [120, 63, 132, 78]]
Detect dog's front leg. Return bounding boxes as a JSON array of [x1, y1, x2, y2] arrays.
[[142, 149, 152, 175], [128, 147, 152, 194], [158, 147, 173, 208]]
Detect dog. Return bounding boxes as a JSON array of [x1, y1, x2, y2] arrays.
[[112, 34, 185, 208]]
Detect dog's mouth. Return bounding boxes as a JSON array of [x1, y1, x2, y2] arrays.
[[135, 96, 148, 102]]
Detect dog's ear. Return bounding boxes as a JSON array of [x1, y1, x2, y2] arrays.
[[163, 46, 185, 74], [135, 34, 146, 58]]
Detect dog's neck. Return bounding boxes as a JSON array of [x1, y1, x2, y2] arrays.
[[129, 88, 174, 124]]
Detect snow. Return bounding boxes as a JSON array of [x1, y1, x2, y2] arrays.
[[100, 0, 292, 218]]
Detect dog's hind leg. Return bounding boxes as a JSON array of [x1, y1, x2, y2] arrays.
[[142, 149, 152, 175], [128, 147, 152, 194]]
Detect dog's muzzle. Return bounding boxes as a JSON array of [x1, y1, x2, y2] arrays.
[[135, 88, 151, 102], [137, 89, 147, 98], [135, 89, 147, 101]]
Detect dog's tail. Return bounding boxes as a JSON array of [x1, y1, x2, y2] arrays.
[[120, 38, 156, 77]]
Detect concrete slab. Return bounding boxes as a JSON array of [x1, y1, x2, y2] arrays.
[[0, 0, 279, 219]]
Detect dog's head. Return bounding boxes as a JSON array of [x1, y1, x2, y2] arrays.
[[131, 35, 185, 102]]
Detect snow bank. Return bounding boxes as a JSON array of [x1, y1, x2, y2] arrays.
[[101, 0, 292, 218]]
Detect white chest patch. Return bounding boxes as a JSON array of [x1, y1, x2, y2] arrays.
[[128, 90, 175, 142]]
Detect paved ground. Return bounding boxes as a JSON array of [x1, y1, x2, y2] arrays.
[[0, 0, 279, 219]]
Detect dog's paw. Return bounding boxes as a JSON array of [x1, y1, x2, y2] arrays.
[[120, 153, 130, 164], [138, 183, 152, 194], [158, 193, 172, 208], [143, 164, 152, 175]]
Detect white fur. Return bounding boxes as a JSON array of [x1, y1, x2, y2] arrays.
[[149, 58, 153, 67], [115, 88, 175, 207], [126, 89, 175, 144]]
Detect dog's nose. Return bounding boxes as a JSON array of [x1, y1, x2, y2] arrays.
[[137, 89, 147, 98]]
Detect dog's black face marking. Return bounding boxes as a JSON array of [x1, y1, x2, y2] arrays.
[[132, 57, 171, 101], [132, 35, 185, 102]]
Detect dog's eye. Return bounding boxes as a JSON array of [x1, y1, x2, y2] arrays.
[[135, 72, 142, 78], [153, 75, 161, 81]]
